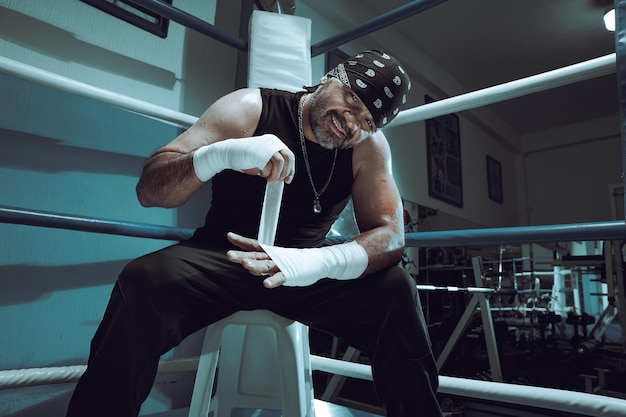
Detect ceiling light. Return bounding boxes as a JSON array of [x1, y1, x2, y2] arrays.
[[604, 8, 615, 32]]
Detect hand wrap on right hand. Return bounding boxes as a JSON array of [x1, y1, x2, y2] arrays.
[[193, 134, 288, 182]]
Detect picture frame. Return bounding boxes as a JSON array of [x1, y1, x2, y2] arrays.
[[80, 0, 172, 38], [486, 155, 503, 203], [425, 95, 463, 208]]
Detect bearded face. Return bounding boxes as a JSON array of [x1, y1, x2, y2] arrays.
[[306, 80, 375, 150]]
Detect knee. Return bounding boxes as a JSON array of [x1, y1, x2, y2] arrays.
[[119, 257, 148, 286], [373, 266, 418, 305], [372, 267, 433, 351], [117, 254, 168, 300]]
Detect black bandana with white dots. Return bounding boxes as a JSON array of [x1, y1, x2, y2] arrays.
[[326, 50, 411, 127]]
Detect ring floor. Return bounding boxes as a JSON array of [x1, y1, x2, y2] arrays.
[[145, 400, 382, 417]]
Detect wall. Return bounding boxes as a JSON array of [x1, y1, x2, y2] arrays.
[[0, 77, 193, 416], [520, 114, 622, 225], [300, 0, 522, 231], [0, 0, 224, 415], [299, 1, 624, 231], [385, 115, 521, 230]]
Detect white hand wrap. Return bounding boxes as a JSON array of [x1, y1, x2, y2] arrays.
[[192, 134, 288, 182], [259, 241, 369, 287]]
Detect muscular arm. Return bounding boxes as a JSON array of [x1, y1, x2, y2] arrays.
[[350, 131, 405, 274], [135, 142, 203, 208], [136, 88, 268, 208]]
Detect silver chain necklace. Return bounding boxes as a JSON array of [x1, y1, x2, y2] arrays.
[[298, 94, 338, 214]]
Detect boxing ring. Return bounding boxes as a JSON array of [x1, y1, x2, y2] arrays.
[[1, 0, 626, 416]]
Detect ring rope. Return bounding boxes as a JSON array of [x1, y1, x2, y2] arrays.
[[0, 53, 615, 132], [2, 357, 626, 416]]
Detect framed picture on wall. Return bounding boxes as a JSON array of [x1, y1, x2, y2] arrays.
[[486, 155, 503, 203], [425, 95, 463, 208], [80, 0, 172, 38]]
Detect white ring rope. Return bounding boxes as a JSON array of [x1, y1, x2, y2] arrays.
[[0, 358, 199, 389], [0, 53, 616, 130], [310, 358, 626, 416], [393, 53, 616, 127], [0, 56, 198, 128], [0, 365, 86, 389], [438, 375, 626, 417], [2, 356, 626, 416], [0, 54, 622, 415]]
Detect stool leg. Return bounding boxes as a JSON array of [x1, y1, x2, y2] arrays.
[[212, 324, 253, 416], [276, 321, 314, 417], [188, 322, 225, 417], [300, 325, 315, 416]]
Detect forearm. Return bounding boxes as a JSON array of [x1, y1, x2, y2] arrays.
[[352, 227, 405, 274], [136, 151, 203, 208]]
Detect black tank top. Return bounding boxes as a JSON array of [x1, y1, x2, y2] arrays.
[[190, 88, 354, 249]]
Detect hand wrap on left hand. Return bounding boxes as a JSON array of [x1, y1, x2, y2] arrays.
[[259, 241, 368, 287]]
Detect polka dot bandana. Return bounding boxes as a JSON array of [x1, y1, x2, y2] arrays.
[[326, 50, 411, 127]]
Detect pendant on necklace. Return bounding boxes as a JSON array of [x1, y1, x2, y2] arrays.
[[313, 197, 322, 214]]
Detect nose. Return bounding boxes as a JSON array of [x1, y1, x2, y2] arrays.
[[342, 111, 360, 133]]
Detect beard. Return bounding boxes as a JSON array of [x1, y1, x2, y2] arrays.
[[307, 93, 355, 150]]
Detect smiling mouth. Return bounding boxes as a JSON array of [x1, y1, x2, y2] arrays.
[[330, 115, 346, 138]]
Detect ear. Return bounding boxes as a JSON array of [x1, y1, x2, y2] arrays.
[[320, 75, 330, 84]]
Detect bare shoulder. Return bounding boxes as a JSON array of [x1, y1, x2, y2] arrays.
[[198, 88, 262, 138], [210, 88, 262, 114], [352, 130, 393, 174], [161, 88, 262, 153]]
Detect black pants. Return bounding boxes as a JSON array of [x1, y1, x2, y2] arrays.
[[66, 242, 442, 417]]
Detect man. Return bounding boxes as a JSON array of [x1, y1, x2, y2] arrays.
[[66, 50, 442, 417]]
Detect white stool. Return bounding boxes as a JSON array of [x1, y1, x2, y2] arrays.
[[188, 310, 315, 417]]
